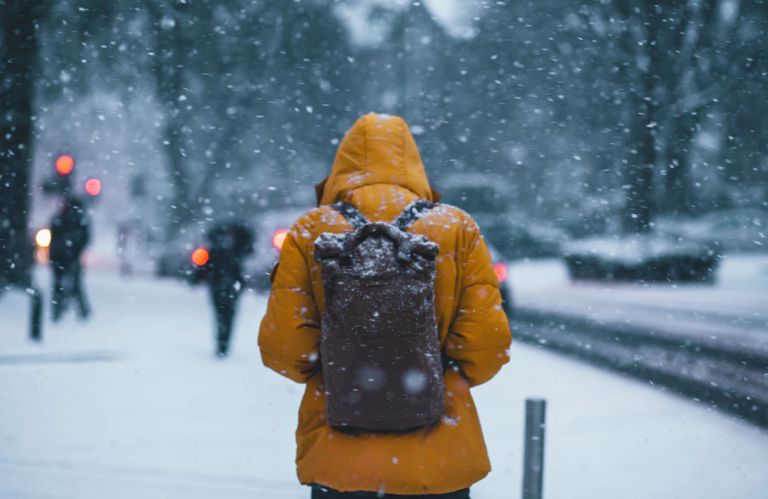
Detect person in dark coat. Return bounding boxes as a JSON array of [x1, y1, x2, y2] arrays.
[[49, 196, 91, 321], [193, 221, 253, 357]]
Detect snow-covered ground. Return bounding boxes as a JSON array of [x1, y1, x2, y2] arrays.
[[509, 254, 768, 343], [1, 269, 767, 499]]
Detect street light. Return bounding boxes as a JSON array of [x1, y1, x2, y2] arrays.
[[272, 228, 289, 252], [55, 154, 75, 176], [35, 228, 51, 248], [191, 246, 209, 267], [84, 177, 102, 197]]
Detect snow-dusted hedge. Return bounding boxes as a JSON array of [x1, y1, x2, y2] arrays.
[[563, 234, 720, 283]]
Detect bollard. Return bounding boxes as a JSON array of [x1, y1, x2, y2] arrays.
[[522, 398, 546, 499], [29, 287, 43, 341]]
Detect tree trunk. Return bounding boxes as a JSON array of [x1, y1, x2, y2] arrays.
[[148, 0, 192, 237], [663, 112, 697, 215], [621, 2, 660, 234], [622, 97, 656, 233], [0, 0, 49, 288]]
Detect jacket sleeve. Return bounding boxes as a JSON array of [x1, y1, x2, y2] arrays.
[[444, 217, 512, 387], [258, 226, 321, 383]]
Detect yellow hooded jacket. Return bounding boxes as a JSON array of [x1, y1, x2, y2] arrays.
[[258, 113, 511, 495]]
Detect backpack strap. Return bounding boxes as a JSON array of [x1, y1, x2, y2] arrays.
[[393, 200, 436, 231], [332, 201, 369, 229]]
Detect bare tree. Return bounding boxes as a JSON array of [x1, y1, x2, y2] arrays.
[[0, 0, 50, 288], [144, 0, 195, 233]]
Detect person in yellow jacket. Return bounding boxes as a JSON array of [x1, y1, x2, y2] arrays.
[[259, 113, 511, 498]]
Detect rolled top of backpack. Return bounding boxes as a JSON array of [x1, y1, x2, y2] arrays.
[[315, 222, 438, 263]]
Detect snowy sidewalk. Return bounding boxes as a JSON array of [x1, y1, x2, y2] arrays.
[[508, 254, 768, 341], [1, 270, 767, 498]]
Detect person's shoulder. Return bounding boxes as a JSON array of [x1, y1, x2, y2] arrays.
[[418, 203, 485, 255], [287, 205, 339, 243], [289, 206, 335, 230], [428, 203, 481, 232], [292, 205, 336, 225]]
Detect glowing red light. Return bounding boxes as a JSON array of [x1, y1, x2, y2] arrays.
[[493, 262, 509, 283], [84, 178, 102, 196], [272, 229, 289, 251], [55, 155, 75, 176], [191, 247, 209, 267]]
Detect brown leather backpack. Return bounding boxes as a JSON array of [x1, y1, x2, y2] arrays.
[[314, 200, 445, 431]]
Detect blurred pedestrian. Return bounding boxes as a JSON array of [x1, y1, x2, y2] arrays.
[[258, 114, 511, 498], [193, 221, 253, 357], [49, 196, 91, 321]]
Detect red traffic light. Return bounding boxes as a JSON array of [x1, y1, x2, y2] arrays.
[[55, 155, 75, 176], [191, 247, 209, 267], [493, 262, 509, 283], [272, 228, 288, 251], [84, 178, 102, 197]]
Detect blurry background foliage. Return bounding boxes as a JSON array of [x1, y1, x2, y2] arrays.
[[5, 0, 768, 238]]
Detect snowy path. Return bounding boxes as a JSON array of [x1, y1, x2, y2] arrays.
[[509, 254, 768, 339], [1, 271, 767, 499], [506, 254, 768, 426]]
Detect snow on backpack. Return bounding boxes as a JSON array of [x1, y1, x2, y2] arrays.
[[313, 200, 445, 431]]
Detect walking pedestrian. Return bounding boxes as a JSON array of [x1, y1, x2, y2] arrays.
[[194, 221, 253, 357], [259, 114, 512, 497], [49, 196, 91, 321]]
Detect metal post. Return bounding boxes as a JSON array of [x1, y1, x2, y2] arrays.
[[522, 398, 546, 499], [29, 287, 43, 341]]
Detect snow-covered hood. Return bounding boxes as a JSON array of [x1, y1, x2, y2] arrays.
[[315, 113, 439, 205]]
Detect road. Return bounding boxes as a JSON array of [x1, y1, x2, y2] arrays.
[[1, 270, 767, 498], [508, 254, 768, 427]]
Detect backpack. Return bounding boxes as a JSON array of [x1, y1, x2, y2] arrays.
[[313, 200, 445, 431]]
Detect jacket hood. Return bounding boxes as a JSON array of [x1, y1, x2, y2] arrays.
[[316, 113, 438, 205]]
